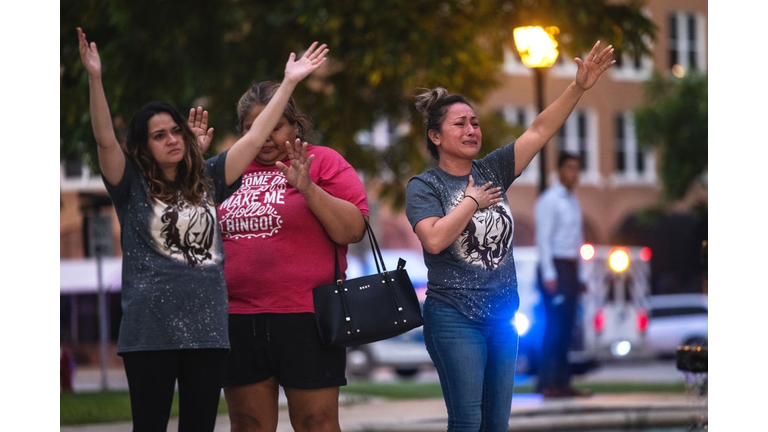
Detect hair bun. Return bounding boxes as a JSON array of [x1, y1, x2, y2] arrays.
[[415, 87, 449, 120]]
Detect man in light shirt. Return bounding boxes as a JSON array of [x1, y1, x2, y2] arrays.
[[534, 151, 591, 398]]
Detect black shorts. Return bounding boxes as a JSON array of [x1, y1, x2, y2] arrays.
[[223, 313, 347, 389]]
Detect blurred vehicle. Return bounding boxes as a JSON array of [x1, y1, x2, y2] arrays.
[[583, 245, 653, 361], [345, 244, 667, 377], [345, 306, 536, 379], [644, 293, 708, 358], [346, 326, 432, 378], [344, 247, 591, 378], [514, 247, 598, 376]]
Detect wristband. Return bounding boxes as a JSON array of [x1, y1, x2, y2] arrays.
[[464, 195, 480, 210]]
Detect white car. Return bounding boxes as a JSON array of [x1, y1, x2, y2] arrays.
[[644, 293, 708, 358], [346, 327, 433, 378]]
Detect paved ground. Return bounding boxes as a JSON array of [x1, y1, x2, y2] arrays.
[[61, 361, 708, 431]]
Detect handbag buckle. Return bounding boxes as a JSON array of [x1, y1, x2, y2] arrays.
[[346, 317, 351, 321]]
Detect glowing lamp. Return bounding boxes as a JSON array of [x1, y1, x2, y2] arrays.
[[580, 243, 596, 261], [513, 26, 560, 68], [636, 308, 648, 332], [513, 312, 531, 336], [608, 247, 630, 273], [639, 246, 652, 262]]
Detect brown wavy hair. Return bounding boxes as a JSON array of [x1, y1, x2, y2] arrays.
[[124, 101, 212, 206]]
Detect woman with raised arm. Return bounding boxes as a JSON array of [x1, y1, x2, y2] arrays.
[[76, 27, 328, 432], [405, 41, 614, 431], [215, 76, 370, 431]]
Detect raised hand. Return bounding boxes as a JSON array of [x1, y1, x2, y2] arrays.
[[276, 138, 315, 193], [283, 42, 329, 85], [77, 27, 102, 78], [188, 106, 214, 154], [573, 41, 615, 91], [463, 175, 503, 210]]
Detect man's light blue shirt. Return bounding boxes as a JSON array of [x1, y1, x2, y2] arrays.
[[535, 182, 584, 283]]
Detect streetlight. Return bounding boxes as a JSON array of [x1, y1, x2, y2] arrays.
[[513, 25, 560, 194]]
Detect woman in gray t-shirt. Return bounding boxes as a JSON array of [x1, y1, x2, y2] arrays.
[[405, 41, 615, 431], [77, 27, 328, 432]]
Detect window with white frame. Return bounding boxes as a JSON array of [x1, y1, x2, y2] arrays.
[[668, 11, 706, 76], [60, 155, 104, 192], [612, 111, 656, 184], [610, 45, 653, 82], [555, 109, 599, 184]]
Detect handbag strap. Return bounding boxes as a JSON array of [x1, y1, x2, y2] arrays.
[[331, 218, 388, 280], [363, 220, 406, 316], [331, 218, 409, 332], [366, 220, 389, 276]]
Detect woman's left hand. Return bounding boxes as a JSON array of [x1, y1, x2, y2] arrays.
[[276, 138, 315, 193], [283, 41, 329, 85], [188, 106, 214, 154], [573, 41, 615, 90]]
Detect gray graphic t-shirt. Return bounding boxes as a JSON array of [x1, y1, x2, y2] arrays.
[[405, 142, 520, 322], [104, 152, 241, 353]]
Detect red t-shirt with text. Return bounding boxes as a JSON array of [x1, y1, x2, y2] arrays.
[[218, 145, 369, 314]]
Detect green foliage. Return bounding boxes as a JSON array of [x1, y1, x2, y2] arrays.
[[61, 0, 655, 207], [634, 71, 708, 201]]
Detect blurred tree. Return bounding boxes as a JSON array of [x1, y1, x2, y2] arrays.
[[634, 71, 708, 202], [61, 0, 656, 209]]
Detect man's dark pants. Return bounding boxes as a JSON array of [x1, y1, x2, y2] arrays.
[[536, 259, 579, 392]]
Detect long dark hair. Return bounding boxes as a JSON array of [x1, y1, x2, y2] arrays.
[[414, 87, 475, 160], [124, 101, 211, 205]]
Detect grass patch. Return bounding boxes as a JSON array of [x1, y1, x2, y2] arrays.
[[342, 381, 444, 399], [60, 391, 135, 425], [60, 391, 229, 426], [61, 381, 688, 425], [340, 380, 687, 399]]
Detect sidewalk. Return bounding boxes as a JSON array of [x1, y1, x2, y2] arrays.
[[61, 365, 708, 431]]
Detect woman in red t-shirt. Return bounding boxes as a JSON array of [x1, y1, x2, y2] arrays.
[[217, 81, 369, 432]]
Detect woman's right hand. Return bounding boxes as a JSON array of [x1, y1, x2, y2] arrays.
[[188, 106, 214, 154], [463, 175, 503, 210], [77, 27, 102, 79]]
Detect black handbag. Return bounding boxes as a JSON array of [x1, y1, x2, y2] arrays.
[[312, 220, 424, 347]]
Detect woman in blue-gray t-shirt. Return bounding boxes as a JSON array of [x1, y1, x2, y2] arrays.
[[405, 41, 615, 431], [77, 27, 328, 432]]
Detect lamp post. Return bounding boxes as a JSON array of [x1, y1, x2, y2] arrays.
[[513, 26, 560, 194]]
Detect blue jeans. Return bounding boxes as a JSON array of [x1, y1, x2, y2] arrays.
[[423, 297, 519, 432]]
